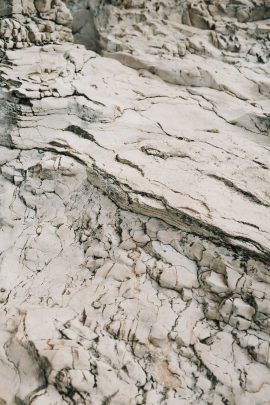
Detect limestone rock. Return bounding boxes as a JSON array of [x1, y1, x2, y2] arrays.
[[0, 0, 73, 48], [0, 0, 270, 404]]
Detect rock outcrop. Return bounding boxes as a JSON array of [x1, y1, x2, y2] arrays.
[[0, 0, 72, 48], [0, 1, 270, 404]]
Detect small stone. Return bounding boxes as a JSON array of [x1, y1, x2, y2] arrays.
[[204, 272, 228, 293], [134, 260, 146, 275], [232, 298, 255, 320]]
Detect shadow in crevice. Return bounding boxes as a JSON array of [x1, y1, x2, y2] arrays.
[[67, 0, 101, 52]]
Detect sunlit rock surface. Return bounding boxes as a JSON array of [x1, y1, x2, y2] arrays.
[[0, 1, 270, 404]]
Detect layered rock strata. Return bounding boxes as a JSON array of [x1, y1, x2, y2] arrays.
[[0, 0, 270, 404]]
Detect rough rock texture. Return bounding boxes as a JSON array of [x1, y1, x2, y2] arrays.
[[0, 1, 270, 404], [0, 0, 73, 48], [68, 0, 270, 61]]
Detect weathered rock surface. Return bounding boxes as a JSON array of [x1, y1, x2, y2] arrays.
[[0, 0, 72, 48], [0, 1, 270, 404]]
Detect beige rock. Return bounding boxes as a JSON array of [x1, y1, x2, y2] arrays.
[[34, 0, 52, 13], [232, 298, 255, 320], [204, 272, 228, 293], [0, 1, 269, 404]]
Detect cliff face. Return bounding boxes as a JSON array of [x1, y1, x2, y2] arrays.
[[0, 1, 270, 404]]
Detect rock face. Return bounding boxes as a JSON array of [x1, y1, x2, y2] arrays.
[[0, 0, 73, 48], [0, 1, 270, 404]]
